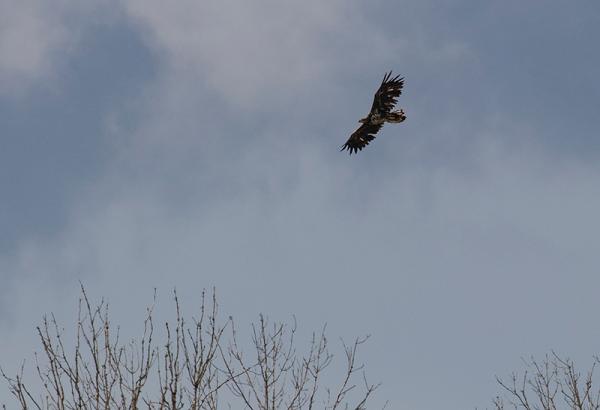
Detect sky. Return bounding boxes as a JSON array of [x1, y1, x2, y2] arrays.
[[1, 1, 600, 408]]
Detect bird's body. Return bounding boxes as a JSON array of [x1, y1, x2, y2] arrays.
[[341, 72, 406, 154]]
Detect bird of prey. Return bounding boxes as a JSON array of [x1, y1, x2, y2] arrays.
[[341, 72, 406, 154]]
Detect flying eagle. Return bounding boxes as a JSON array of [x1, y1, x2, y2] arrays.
[[341, 72, 406, 154]]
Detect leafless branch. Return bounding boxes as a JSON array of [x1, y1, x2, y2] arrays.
[[494, 353, 600, 410]]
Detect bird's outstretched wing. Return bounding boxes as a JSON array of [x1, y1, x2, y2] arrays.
[[369, 71, 404, 116], [340, 122, 384, 155]]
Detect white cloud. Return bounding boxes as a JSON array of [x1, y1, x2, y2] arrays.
[[123, 0, 393, 108], [0, 0, 105, 95]]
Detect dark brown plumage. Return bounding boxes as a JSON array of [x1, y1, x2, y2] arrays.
[[341, 71, 406, 155]]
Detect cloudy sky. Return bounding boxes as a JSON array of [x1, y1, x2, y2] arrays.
[[2, 1, 600, 408]]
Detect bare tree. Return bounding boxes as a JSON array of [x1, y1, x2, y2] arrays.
[[1, 285, 226, 410], [2, 286, 383, 409], [494, 353, 600, 410], [222, 315, 381, 410]]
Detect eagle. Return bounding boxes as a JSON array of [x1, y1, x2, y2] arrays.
[[341, 71, 406, 154]]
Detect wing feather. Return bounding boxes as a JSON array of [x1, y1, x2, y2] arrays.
[[340, 122, 384, 155], [369, 71, 404, 116]]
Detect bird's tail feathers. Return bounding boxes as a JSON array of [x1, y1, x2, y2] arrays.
[[386, 109, 406, 123]]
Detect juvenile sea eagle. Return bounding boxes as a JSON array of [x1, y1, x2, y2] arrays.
[[341, 72, 406, 154]]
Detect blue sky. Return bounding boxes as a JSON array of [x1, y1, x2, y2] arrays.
[[2, 1, 600, 408]]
